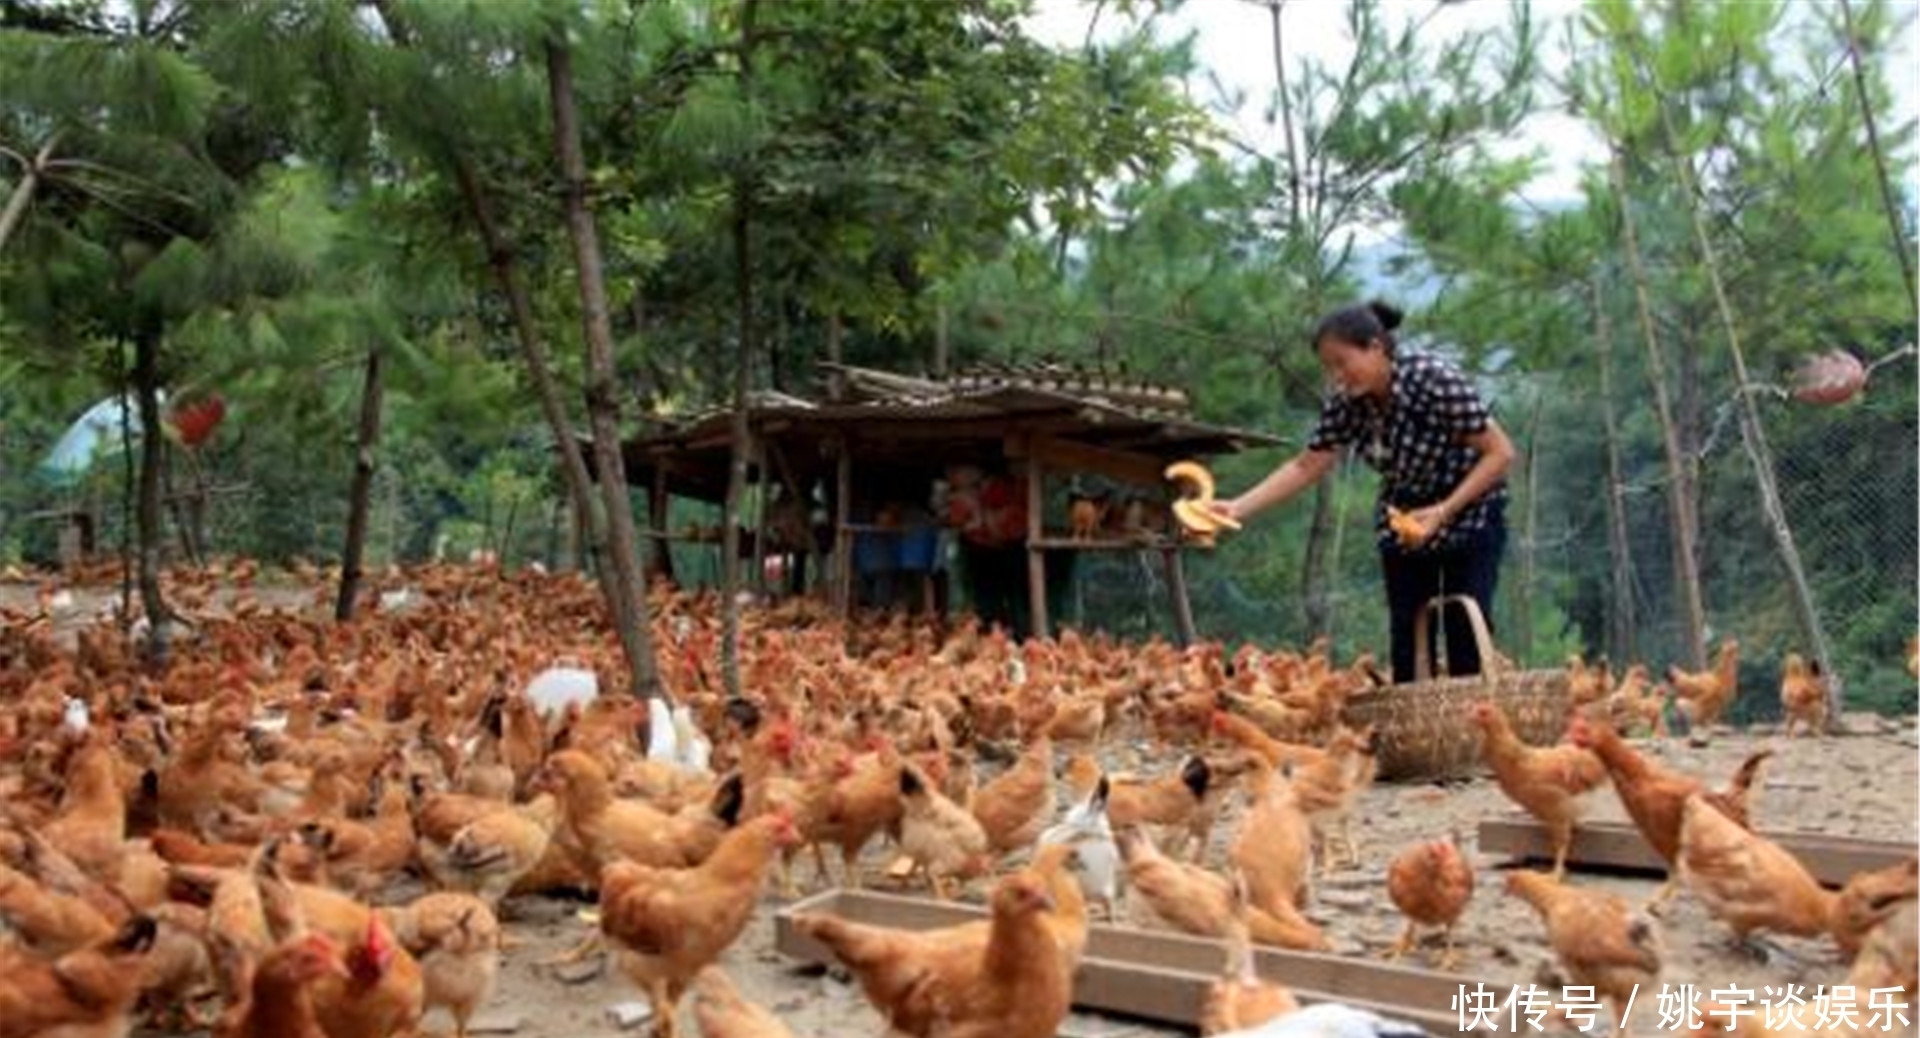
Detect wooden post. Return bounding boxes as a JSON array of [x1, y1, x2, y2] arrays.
[[1165, 547, 1197, 647], [648, 463, 673, 583], [834, 438, 852, 615], [750, 433, 770, 594], [1025, 457, 1048, 639]]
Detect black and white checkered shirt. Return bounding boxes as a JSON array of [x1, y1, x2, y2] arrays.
[[1306, 347, 1506, 553]]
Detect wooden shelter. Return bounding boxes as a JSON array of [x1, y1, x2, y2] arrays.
[[609, 362, 1283, 642]]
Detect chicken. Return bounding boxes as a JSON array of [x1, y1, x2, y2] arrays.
[[1200, 874, 1298, 1036], [1066, 752, 1227, 862], [1778, 652, 1828, 739], [216, 933, 348, 1038], [1229, 760, 1313, 916], [1288, 725, 1376, 873], [303, 777, 417, 899], [1505, 870, 1661, 1038], [1206, 1002, 1431, 1037], [797, 867, 1071, 1038], [1670, 638, 1740, 730], [809, 746, 910, 889], [0, 913, 158, 1038], [691, 968, 793, 1038], [1384, 835, 1474, 969], [40, 737, 127, 880], [898, 763, 990, 900], [1036, 773, 1122, 920], [539, 750, 745, 874], [1570, 715, 1773, 908], [1119, 829, 1326, 951], [1469, 701, 1606, 879], [969, 736, 1054, 854], [382, 892, 501, 1038], [309, 911, 427, 1038], [0, 857, 114, 955], [1675, 793, 1841, 957], [1833, 855, 1918, 959], [1847, 896, 1917, 999], [598, 813, 799, 1038], [430, 794, 563, 913]]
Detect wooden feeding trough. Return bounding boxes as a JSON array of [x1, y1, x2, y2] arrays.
[[1478, 815, 1915, 887], [775, 888, 1481, 1034]]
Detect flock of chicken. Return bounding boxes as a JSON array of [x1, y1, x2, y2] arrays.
[[0, 561, 1913, 1038]]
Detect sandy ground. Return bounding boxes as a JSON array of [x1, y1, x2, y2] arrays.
[[5, 581, 1914, 1037]]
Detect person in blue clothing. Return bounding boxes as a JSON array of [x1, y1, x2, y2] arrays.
[[1216, 300, 1516, 683]]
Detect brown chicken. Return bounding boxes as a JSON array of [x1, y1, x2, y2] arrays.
[[0, 914, 158, 1038], [1833, 855, 1918, 958], [1847, 896, 1917, 999], [1385, 835, 1475, 969], [1229, 759, 1314, 916], [797, 867, 1071, 1038], [428, 794, 563, 913], [1289, 724, 1377, 873], [216, 933, 349, 1038], [1505, 870, 1661, 1038], [1675, 793, 1841, 957], [598, 813, 799, 1038], [690, 967, 793, 1038], [969, 736, 1054, 854], [1570, 715, 1773, 908], [540, 751, 745, 874], [1119, 829, 1327, 951], [1066, 752, 1228, 862], [898, 763, 990, 900], [1199, 874, 1298, 1035], [308, 910, 427, 1038], [1778, 653, 1828, 739], [0, 857, 115, 955], [382, 892, 500, 1038], [1470, 701, 1606, 879], [1670, 638, 1740, 730], [40, 737, 127, 880]]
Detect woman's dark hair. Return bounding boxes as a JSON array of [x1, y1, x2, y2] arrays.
[[1313, 299, 1403, 353]]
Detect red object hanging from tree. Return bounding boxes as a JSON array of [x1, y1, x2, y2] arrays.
[[170, 394, 227, 448]]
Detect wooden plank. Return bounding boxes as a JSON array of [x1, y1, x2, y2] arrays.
[[1478, 816, 1915, 887], [1017, 434, 1166, 489], [1027, 536, 1178, 551], [775, 889, 1469, 1034]]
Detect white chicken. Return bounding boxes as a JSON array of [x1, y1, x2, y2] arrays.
[[645, 697, 713, 775], [1210, 1002, 1431, 1037], [1037, 774, 1121, 919]]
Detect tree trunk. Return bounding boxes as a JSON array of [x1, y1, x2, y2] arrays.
[[1610, 146, 1709, 671], [720, 0, 760, 702], [1837, 0, 1919, 323], [118, 350, 135, 628], [1516, 389, 1544, 662], [545, 36, 665, 701], [336, 344, 385, 621], [1592, 278, 1638, 664], [934, 302, 950, 378], [133, 331, 172, 663], [1656, 106, 1842, 724], [370, 0, 628, 652], [1300, 480, 1333, 639]]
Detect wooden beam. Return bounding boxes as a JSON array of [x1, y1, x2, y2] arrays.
[[1165, 546, 1197, 647], [776, 889, 1465, 1034], [834, 439, 852, 615], [1012, 434, 1166, 488], [1024, 456, 1048, 639], [1478, 816, 1914, 887], [750, 433, 769, 594]]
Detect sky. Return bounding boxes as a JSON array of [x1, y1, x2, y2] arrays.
[[1021, 0, 1920, 216]]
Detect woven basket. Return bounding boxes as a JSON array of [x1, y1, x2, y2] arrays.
[[1341, 595, 1570, 782]]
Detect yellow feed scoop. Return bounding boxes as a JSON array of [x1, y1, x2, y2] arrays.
[[1165, 460, 1239, 539]]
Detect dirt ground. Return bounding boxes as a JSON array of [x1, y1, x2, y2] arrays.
[[6, 581, 1914, 1037]]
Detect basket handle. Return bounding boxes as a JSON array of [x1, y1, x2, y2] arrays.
[[1413, 594, 1504, 680]]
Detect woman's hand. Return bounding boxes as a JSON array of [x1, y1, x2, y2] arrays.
[[1209, 497, 1244, 525], [1405, 504, 1453, 546]]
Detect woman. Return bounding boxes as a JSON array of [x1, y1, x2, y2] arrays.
[[1216, 301, 1515, 683]]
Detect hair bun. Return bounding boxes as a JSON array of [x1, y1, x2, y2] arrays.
[[1367, 300, 1404, 331]]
